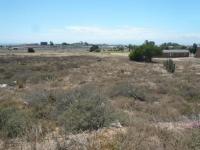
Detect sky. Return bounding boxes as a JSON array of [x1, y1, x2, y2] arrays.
[[0, 0, 200, 44]]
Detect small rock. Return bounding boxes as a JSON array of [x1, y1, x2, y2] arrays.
[[110, 121, 122, 128], [0, 84, 7, 88], [154, 101, 160, 105], [23, 101, 30, 106]]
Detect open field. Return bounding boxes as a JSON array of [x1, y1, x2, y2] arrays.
[[0, 51, 200, 150], [0, 49, 130, 57]]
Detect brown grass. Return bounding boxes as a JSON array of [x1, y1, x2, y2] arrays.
[[0, 54, 200, 149]]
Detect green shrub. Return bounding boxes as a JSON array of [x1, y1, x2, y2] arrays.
[[129, 48, 144, 61], [90, 45, 100, 52], [27, 48, 35, 53], [129, 41, 162, 62], [58, 90, 116, 133], [26, 85, 127, 133], [55, 85, 122, 132], [0, 107, 32, 138], [113, 46, 125, 51], [26, 90, 58, 119], [179, 83, 200, 102], [163, 59, 176, 73]]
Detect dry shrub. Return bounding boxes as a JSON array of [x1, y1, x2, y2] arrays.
[[0, 107, 33, 138], [188, 129, 200, 150], [109, 82, 157, 102], [26, 85, 126, 134], [58, 94, 115, 132], [179, 82, 200, 102], [2, 123, 199, 150], [17, 79, 26, 89], [114, 123, 193, 150], [112, 97, 135, 110]]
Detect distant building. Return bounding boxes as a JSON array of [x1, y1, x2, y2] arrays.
[[195, 47, 200, 58], [162, 49, 190, 58], [25, 43, 39, 46], [12, 47, 18, 50], [40, 42, 48, 46]]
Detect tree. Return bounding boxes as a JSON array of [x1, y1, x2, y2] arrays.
[[84, 42, 89, 46], [128, 44, 134, 52], [49, 41, 54, 46], [115, 46, 124, 51], [160, 42, 187, 50], [129, 41, 162, 62], [190, 43, 198, 54], [144, 40, 155, 46], [90, 45, 100, 52], [142, 44, 162, 62]]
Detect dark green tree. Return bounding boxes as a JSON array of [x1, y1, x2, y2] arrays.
[[116, 46, 124, 51], [129, 41, 162, 62], [49, 41, 54, 46], [190, 43, 198, 54], [144, 40, 155, 46], [143, 44, 162, 62], [129, 47, 144, 61], [90, 45, 100, 52], [128, 44, 134, 52]]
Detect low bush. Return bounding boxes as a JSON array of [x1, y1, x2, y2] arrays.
[[0, 68, 5, 73], [90, 45, 100, 52], [179, 83, 200, 102], [26, 86, 122, 133], [26, 89, 58, 120], [113, 46, 125, 51], [57, 86, 117, 132], [27, 48, 35, 53], [0, 107, 32, 138], [17, 79, 26, 89], [109, 82, 148, 102], [188, 129, 200, 150], [58, 96, 115, 132], [114, 124, 191, 150], [129, 48, 144, 62], [40, 73, 57, 82], [163, 59, 176, 73]]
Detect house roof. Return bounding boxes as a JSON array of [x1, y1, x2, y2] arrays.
[[163, 49, 189, 53]]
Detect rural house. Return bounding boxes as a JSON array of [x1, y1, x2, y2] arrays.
[[162, 49, 190, 58], [40, 42, 48, 46]]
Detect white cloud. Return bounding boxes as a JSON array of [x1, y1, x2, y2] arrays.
[[1, 25, 200, 44], [64, 26, 157, 40], [48, 26, 200, 44]]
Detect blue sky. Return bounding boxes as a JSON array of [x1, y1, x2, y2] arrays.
[[0, 0, 200, 44]]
